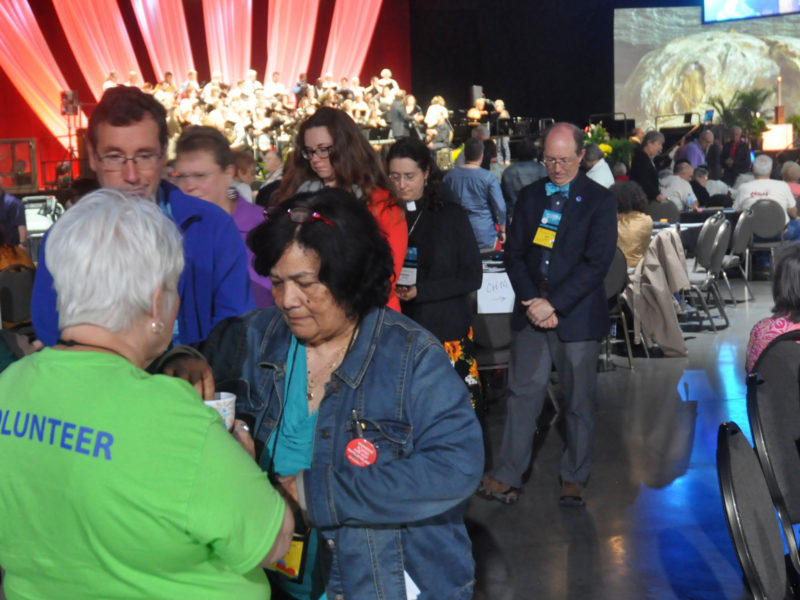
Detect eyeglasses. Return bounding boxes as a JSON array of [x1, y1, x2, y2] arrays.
[[264, 206, 336, 227], [542, 156, 577, 167], [96, 152, 162, 171], [300, 145, 333, 160]]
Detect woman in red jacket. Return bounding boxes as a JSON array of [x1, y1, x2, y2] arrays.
[[272, 107, 407, 311]]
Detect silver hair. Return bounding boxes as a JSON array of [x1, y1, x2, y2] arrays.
[[583, 143, 605, 163], [46, 189, 184, 333], [643, 130, 665, 145], [752, 154, 773, 177]]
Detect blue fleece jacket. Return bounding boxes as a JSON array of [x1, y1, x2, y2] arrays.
[[31, 181, 255, 346]]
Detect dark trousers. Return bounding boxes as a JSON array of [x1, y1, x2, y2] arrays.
[[490, 325, 600, 487]]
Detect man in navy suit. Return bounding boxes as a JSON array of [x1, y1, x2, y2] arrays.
[[479, 122, 617, 507]]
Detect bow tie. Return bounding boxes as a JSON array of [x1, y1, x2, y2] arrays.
[[545, 182, 570, 196]]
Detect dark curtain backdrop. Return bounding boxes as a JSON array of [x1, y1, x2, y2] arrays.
[[409, 0, 699, 125]]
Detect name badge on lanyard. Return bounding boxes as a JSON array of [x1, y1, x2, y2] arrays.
[[398, 246, 418, 286], [532, 209, 561, 248]]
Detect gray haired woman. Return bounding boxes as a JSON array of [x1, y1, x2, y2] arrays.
[[0, 189, 292, 598]]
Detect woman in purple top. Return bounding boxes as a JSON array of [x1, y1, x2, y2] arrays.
[[174, 126, 274, 307]]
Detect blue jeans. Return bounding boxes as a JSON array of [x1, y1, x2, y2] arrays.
[[785, 219, 800, 241]]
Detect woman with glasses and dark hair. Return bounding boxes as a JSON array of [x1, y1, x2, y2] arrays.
[[746, 243, 800, 372], [272, 106, 407, 311], [387, 138, 483, 408], [161, 188, 483, 600]]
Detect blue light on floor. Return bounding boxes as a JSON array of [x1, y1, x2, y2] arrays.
[[716, 340, 750, 441]]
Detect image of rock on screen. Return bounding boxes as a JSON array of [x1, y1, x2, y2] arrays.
[[614, 7, 800, 129]]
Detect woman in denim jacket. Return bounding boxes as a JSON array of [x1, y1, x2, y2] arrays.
[[165, 188, 483, 600]]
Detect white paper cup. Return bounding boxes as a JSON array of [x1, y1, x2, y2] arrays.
[[204, 392, 236, 431]]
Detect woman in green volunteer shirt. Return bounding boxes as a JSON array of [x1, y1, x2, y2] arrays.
[[0, 190, 292, 599]]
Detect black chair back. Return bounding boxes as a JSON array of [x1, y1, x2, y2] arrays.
[[748, 330, 800, 574], [708, 220, 731, 275], [604, 247, 628, 300], [694, 212, 725, 270], [731, 209, 753, 255], [749, 199, 786, 239], [472, 312, 512, 370], [717, 421, 789, 600], [645, 201, 680, 223], [0, 264, 35, 326]]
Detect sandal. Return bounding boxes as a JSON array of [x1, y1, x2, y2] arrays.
[[477, 476, 521, 505], [558, 481, 586, 507]]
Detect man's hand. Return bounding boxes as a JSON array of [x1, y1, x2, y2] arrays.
[[656, 193, 667, 203], [521, 297, 555, 325], [537, 313, 558, 329], [498, 227, 507, 246], [163, 357, 215, 399]]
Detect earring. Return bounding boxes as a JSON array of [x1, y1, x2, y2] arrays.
[[151, 320, 166, 334]]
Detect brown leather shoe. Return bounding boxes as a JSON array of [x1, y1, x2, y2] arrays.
[[559, 481, 585, 507]]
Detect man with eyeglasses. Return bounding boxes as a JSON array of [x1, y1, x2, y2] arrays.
[[31, 86, 254, 347], [478, 122, 616, 508]]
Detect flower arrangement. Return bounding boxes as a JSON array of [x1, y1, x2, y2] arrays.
[[584, 123, 608, 146], [584, 122, 635, 166]]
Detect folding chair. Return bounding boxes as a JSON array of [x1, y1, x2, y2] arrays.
[[717, 421, 794, 600]]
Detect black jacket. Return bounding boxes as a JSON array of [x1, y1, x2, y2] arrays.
[[629, 148, 660, 201], [506, 173, 617, 340], [400, 200, 482, 342], [721, 139, 751, 185]]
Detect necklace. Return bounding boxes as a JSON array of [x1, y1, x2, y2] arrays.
[[305, 325, 359, 403], [56, 338, 126, 359], [306, 345, 347, 402]]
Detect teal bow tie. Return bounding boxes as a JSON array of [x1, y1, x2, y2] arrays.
[[545, 182, 570, 196]]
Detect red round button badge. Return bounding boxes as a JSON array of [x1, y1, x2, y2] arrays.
[[346, 438, 377, 467]]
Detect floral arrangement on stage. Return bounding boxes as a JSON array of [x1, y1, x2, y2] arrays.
[[584, 122, 635, 167]]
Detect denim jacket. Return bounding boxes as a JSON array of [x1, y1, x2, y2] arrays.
[[196, 306, 483, 600]]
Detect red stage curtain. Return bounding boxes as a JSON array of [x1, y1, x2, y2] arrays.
[[130, 0, 194, 82], [203, 0, 252, 84], [0, 0, 79, 149], [52, 0, 140, 102], [266, 0, 320, 87], [320, 0, 383, 80]]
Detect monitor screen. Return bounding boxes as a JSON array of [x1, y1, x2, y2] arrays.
[[615, 7, 800, 130], [704, 0, 800, 23]]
